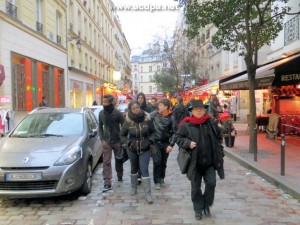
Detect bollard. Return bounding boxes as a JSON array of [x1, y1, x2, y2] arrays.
[[281, 134, 285, 176], [253, 128, 257, 162]]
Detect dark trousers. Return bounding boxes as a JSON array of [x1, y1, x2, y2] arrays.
[[127, 149, 151, 177], [102, 141, 123, 185], [152, 142, 169, 184], [191, 165, 216, 214]]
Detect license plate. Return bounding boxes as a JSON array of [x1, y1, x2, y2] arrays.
[[5, 172, 42, 181]]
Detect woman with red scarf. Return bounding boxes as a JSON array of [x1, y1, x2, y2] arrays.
[[176, 99, 224, 221]]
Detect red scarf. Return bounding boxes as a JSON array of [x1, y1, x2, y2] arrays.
[[179, 114, 211, 126]]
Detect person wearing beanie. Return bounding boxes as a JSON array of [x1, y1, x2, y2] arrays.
[[176, 99, 224, 221], [98, 94, 125, 192]]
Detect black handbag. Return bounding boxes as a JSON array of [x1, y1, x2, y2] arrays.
[[177, 148, 191, 174], [116, 145, 129, 163]]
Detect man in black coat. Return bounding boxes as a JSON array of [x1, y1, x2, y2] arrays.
[[99, 94, 125, 192], [176, 99, 224, 220], [172, 96, 189, 131]]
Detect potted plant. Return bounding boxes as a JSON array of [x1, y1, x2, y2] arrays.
[[220, 119, 237, 148]]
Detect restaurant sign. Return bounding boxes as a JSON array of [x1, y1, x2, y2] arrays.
[[272, 73, 300, 87], [220, 76, 274, 90]]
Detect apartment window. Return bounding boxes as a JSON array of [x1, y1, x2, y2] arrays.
[[134, 74, 137, 79], [149, 86, 152, 93], [85, 53, 88, 71], [149, 75, 152, 82], [163, 62, 167, 68], [134, 65, 137, 71], [140, 66, 143, 72], [78, 11, 81, 35], [141, 86, 143, 92], [149, 66, 152, 72], [56, 13, 62, 45], [36, 0, 43, 33], [134, 82, 138, 88], [6, 0, 17, 18], [157, 65, 160, 71], [140, 76, 143, 82]]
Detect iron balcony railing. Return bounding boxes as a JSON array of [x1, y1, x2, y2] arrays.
[[284, 14, 300, 46], [36, 21, 43, 34], [6, 1, 17, 18], [57, 35, 61, 45]]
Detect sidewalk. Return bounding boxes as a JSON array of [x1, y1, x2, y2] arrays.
[[224, 123, 300, 200]]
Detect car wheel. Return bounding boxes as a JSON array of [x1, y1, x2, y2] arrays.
[[79, 160, 92, 195]]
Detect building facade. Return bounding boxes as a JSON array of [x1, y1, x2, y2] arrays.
[[0, 0, 131, 121], [131, 46, 166, 100], [0, 0, 68, 122]]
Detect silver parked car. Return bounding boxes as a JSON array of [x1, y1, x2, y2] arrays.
[[0, 107, 102, 198], [87, 105, 103, 121]]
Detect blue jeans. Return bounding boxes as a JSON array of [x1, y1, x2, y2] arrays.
[[127, 149, 151, 177]]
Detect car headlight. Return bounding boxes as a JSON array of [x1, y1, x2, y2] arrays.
[[54, 146, 82, 166]]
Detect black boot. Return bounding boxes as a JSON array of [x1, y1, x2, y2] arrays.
[[195, 212, 202, 220], [204, 206, 211, 217]]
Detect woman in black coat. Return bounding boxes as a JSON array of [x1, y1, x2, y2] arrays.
[[120, 101, 155, 204], [176, 99, 224, 221]]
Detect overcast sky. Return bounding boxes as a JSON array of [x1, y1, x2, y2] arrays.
[[112, 0, 181, 55]]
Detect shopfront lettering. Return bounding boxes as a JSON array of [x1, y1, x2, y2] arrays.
[[281, 74, 300, 82]]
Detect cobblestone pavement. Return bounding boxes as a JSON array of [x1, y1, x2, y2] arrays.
[[1, 151, 300, 225]]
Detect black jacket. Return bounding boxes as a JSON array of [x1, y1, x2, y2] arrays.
[[120, 113, 155, 154], [150, 110, 176, 146], [172, 104, 189, 131], [99, 108, 124, 143], [176, 118, 224, 180]]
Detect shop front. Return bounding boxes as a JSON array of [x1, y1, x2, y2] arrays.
[[10, 53, 65, 111], [219, 52, 300, 135]]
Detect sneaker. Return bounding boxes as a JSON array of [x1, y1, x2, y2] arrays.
[[155, 183, 161, 190], [102, 183, 112, 192], [117, 176, 123, 182]]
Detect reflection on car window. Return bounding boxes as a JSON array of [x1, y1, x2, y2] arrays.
[[11, 113, 83, 137]]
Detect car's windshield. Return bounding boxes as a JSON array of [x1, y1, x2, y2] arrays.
[[11, 113, 83, 137]]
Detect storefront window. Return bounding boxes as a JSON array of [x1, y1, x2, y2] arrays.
[[70, 80, 83, 108], [86, 84, 93, 106]]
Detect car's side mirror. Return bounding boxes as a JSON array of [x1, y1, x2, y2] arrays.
[[89, 128, 98, 138]]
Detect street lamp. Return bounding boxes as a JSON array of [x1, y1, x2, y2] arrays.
[[67, 37, 82, 50]]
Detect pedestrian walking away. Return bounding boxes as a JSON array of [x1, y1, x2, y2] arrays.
[[172, 96, 189, 131], [150, 98, 176, 190], [98, 94, 125, 192], [39, 96, 48, 107], [176, 99, 225, 221], [207, 94, 221, 122], [120, 101, 155, 204]]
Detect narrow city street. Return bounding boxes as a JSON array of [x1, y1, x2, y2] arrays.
[[1, 151, 300, 225]]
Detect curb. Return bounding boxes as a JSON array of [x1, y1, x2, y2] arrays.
[[224, 148, 300, 200]]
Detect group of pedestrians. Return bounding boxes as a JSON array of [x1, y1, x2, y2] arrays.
[[97, 93, 224, 220]]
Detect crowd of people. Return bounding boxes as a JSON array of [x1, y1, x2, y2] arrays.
[[97, 92, 225, 221]]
